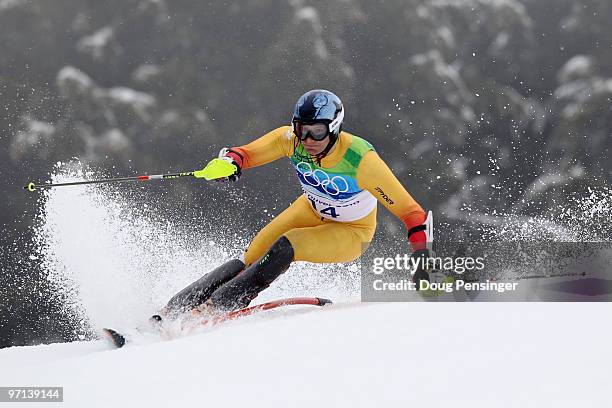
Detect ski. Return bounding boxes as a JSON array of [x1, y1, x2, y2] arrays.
[[102, 328, 127, 348], [185, 296, 332, 333], [102, 296, 332, 349]]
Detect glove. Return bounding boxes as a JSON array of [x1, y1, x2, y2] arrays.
[[411, 249, 431, 289], [193, 148, 243, 181], [218, 147, 243, 182], [411, 248, 456, 297]]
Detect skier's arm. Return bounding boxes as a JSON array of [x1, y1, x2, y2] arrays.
[[228, 126, 294, 170], [357, 151, 428, 251]]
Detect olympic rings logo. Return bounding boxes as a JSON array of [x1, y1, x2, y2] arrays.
[[295, 162, 350, 196]]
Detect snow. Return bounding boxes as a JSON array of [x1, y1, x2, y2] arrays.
[[410, 50, 475, 111], [32, 165, 361, 334], [105, 87, 156, 121], [77, 27, 114, 60], [9, 117, 55, 161], [294, 6, 329, 60], [431, 0, 530, 22], [556, 77, 612, 120], [96, 128, 131, 154], [0, 302, 609, 407], [558, 55, 595, 83], [106, 87, 156, 108], [522, 167, 585, 203], [7, 165, 609, 407], [0, 0, 26, 11], [295, 6, 321, 27], [56, 66, 94, 96], [55, 67, 156, 121], [132, 64, 162, 83]]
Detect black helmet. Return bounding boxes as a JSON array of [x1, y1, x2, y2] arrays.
[[291, 90, 344, 163], [292, 89, 344, 137]]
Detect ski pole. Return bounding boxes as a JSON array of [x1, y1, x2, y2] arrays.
[[24, 172, 196, 192], [458, 270, 587, 284], [512, 271, 587, 281], [24, 158, 237, 192]]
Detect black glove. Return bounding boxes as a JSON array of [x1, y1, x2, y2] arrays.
[[411, 249, 431, 290]]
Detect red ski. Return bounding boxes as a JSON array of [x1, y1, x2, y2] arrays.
[[103, 297, 332, 348], [206, 296, 330, 323], [185, 297, 332, 333]]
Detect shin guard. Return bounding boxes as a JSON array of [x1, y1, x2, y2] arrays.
[[165, 258, 245, 314], [209, 236, 294, 311]]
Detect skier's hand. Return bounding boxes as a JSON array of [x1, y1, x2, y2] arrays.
[[410, 249, 455, 297], [411, 249, 431, 290], [215, 147, 243, 182]]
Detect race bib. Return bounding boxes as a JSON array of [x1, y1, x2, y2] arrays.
[[292, 161, 377, 222]]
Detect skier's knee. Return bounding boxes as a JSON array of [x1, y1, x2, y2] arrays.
[[251, 235, 294, 285], [166, 258, 245, 313], [206, 258, 246, 283], [209, 236, 294, 310]]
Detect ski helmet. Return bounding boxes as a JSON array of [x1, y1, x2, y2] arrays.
[[292, 90, 344, 162], [292, 89, 344, 139]]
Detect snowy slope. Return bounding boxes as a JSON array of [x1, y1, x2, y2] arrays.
[[5, 169, 609, 407], [1, 302, 610, 408]]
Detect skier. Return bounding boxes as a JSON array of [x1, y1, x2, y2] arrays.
[[156, 89, 431, 320]]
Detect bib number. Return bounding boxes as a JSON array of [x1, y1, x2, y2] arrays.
[[309, 198, 340, 219]]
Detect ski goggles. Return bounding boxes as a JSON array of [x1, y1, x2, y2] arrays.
[[293, 121, 330, 141]]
